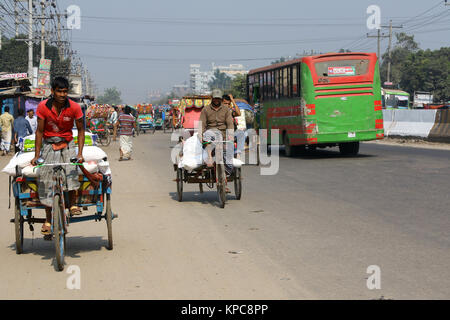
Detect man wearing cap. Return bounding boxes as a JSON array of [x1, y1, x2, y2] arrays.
[[199, 89, 234, 191]]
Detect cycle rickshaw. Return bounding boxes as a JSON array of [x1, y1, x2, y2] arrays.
[[173, 96, 243, 208], [11, 156, 117, 271]]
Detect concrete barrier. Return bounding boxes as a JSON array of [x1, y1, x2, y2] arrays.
[[383, 109, 437, 138], [429, 109, 450, 143]]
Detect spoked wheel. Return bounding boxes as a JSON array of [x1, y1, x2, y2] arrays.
[[105, 193, 113, 250], [216, 163, 226, 208], [53, 194, 66, 272], [176, 168, 183, 202], [101, 131, 111, 146], [15, 198, 24, 254], [234, 168, 242, 200]]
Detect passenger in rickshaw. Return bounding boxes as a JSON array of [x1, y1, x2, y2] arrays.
[[222, 94, 246, 160], [199, 89, 234, 192]]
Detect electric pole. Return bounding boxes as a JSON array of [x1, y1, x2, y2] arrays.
[[381, 20, 402, 84], [27, 0, 33, 81], [367, 29, 388, 64]]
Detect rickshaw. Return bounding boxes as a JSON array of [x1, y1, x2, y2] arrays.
[[88, 117, 111, 146], [137, 114, 153, 133], [173, 96, 242, 208], [152, 108, 164, 133], [11, 157, 117, 271]]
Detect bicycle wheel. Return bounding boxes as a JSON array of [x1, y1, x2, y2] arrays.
[[105, 193, 113, 250], [234, 168, 242, 200], [216, 164, 226, 208], [53, 194, 65, 272], [14, 198, 24, 254]]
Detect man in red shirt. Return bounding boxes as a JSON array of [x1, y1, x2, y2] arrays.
[[31, 77, 85, 236]]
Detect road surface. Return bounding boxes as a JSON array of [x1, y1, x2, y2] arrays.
[[0, 133, 449, 299]]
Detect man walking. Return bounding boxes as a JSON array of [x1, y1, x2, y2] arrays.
[[0, 107, 15, 156], [13, 108, 33, 153], [116, 105, 136, 161], [25, 109, 38, 134], [108, 105, 119, 141]]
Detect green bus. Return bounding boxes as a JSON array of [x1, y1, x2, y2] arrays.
[[247, 52, 384, 156]]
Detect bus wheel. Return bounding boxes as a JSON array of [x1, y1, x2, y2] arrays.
[[283, 134, 295, 157], [339, 142, 360, 156]]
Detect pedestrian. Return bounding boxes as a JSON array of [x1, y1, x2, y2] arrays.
[[116, 105, 136, 161], [30, 77, 85, 236], [108, 105, 119, 141], [25, 109, 38, 133], [13, 108, 33, 153], [0, 106, 15, 156], [223, 94, 246, 160]]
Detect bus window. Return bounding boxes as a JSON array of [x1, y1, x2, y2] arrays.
[[292, 65, 298, 96], [283, 67, 288, 97], [315, 59, 370, 77]]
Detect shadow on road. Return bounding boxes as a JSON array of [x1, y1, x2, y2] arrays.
[[169, 191, 238, 208], [8, 236, 107, 271]]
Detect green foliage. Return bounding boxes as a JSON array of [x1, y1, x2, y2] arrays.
[[97, 87, 122, 105], [209, 69, 232, 91], [0, 35, 70, 81], [380, 33, 449, 102], [230, 74, 247, 99]]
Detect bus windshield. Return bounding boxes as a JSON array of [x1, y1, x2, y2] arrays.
[[315, 59, 370, 78]]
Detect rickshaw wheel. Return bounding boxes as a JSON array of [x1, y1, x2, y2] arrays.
[[152, 126, 156, 134], [234, 168, 242, 200], [15, 198, 24, 254], [53, 194, 65, 272], [176, 169, 183, 202], [216, 164, 226, 208], [102, 131, 111, 146], [106, 193, 113, 250]]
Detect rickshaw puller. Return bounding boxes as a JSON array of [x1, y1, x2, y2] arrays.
[[31, 77, 85, 236]]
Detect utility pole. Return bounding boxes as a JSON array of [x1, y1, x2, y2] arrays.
[[381, 20, 402, 84], [40, 1, 45, 59], [367, 29, 388, 64], [27, 0, 33, 81]]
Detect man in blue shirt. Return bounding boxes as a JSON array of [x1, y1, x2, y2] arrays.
[[13, 108, 33, 153]]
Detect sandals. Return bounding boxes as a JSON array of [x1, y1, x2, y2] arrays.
[[41, 222, 51, 235], [70, 206, 82, 216]]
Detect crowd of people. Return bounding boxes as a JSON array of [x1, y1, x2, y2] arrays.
[[0, 106, 39, 156]]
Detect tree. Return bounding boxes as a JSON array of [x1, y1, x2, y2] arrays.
[[380, 32, 419, 85], [0, 35, 71, 81], [97, 87, 122, 104], [230, 74, 247, 99], [209, 69, 232, 91], [400, 48, 450, 102]]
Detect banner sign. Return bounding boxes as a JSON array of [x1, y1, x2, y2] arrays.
[[38, 58, 52, 88], [0, 73, 28, 80], [328, 66, 356, 76]]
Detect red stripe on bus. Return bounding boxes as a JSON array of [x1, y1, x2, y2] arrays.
[[376, 133, 384, 139], [374, 105, 382, 111], [375, 119, 384, 129], [315, 92, 374, 99], [315, 87, 373, 93]]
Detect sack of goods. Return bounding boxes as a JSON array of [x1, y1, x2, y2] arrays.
[[177, 133, 244, 171], [178, 134, 207, 171], [2, 146, 111, 178], [23, 130, 95, 152]]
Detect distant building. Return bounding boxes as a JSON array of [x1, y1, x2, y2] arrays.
[[212, 63, 248, 78], [172, 83, 190, 97], [190, 64, 213, 95]]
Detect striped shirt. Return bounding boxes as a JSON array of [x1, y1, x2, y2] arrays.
[[118, 113, 135, 136]]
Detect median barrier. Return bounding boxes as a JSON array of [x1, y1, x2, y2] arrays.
[[383, 109, 437, 138], [428, 109, 450, 143]]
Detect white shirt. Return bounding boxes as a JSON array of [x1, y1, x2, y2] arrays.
[[109, 111, 118, 124], [25, 115, 38, 134]]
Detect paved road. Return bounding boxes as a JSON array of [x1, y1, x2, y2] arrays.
[[0, 133, 449, 299]]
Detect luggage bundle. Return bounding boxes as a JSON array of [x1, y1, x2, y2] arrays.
[[2, 146, 111, 178]]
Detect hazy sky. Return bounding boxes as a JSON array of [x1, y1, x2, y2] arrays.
[[58, 0, 450, 104]]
